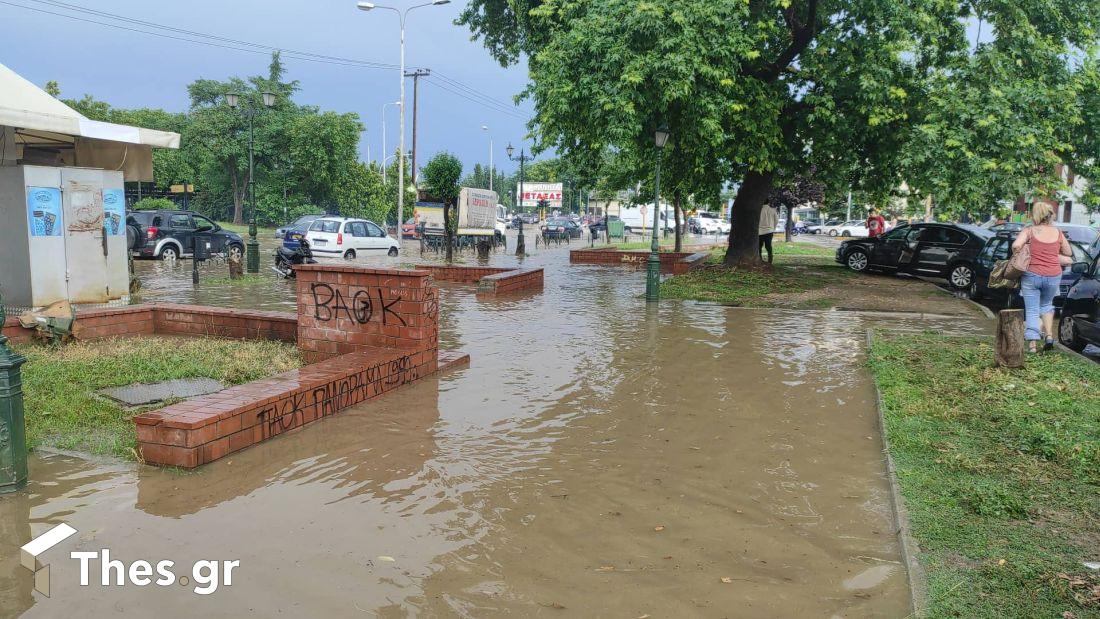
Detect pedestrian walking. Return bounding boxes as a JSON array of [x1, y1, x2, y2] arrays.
[[1011, 201, 1072, 352], [866, 208, 887, 238], [759, 204, 778, 263]]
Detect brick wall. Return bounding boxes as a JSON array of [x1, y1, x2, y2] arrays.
[[293, 264, 439, 364], [477, 268, 545, 295], [134, 348, 469, 468], [415, 265, 512, 284], [570, 248, 712, 274], [3, 304, 294, 344]]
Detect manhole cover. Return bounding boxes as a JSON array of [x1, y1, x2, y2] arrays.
[[99, 378, 225, 406]]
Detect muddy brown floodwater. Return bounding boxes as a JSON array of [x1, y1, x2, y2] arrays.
[[0, 237, 988, 617]]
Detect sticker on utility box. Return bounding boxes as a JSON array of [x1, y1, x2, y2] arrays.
[[102, 189, 125, 235], [27, 187, 63, 237]]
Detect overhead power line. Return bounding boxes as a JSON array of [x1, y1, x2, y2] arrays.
[[2, 0, 532, 120]]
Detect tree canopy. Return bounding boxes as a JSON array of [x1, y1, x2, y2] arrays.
[[460, 0, 1100, 265]]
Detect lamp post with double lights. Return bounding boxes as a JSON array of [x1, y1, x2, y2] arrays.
[[226, 90, 277, 273], [646, 126, 671, 302], [357, 0, 450, 247], [506, 143, 530, 256]]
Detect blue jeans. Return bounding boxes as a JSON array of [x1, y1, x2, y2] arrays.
[[1020, 272, 1060, 341]]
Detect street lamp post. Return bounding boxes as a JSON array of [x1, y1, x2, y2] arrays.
[[482, 125, 493, 192], [381, 100, 401, 184], [358, 0, 450, 249], [0, 291, 28, 493], [507, 143, 529, 256], [646, 126, 670, 302], [226, 90, 277, 273]]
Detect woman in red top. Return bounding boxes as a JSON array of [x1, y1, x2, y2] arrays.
[[1012, 202, 1072, 352]]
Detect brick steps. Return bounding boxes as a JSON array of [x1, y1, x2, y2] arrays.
[[416, 264, 544, 295]]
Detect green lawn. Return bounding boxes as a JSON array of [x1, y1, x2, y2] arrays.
[[16, 336, 301, 459], [660, 245, 853, 307], [869, 333, 1099, 618], [217, 221, 276, 236]]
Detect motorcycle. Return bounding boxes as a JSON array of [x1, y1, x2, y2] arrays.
[[273, 235, 316, 278]]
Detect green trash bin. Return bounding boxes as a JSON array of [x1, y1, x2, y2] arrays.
[[608, 220, 625, 241]]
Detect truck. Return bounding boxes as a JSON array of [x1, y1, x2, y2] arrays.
[[413, 188, 506, 244]]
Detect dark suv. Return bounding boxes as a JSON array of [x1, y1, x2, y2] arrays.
[[127, 210, 245, 261], [837, 223, 993, 289], [1059, 257, 1100, 352]]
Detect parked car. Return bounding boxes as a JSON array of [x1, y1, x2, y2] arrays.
[[1057, 224, 1100, 258], [127, 210, 244, 261], [696, 212, 730, 235], [836, 223, 993, 289], [988, 222, 1025, 235], [808, 219, 841, 235], [1059, 257, 1100, 352], [401, 217, 420, 240], [304, 217, 400, 259], [821, 219, 869, 237], [969, 232, 1093, 309], [274, 213, 323, 239], [590, 215, 622, 234], [542, 217, 583, 239]]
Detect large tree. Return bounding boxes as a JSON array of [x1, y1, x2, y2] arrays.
[[421, 152, 463, 262], [460, 0, 1100, 266]]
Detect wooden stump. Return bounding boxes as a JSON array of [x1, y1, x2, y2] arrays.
[[995, 309, 1025, 368], [228, 255, 244, 280]]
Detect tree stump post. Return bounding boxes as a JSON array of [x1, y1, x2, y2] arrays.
[[228, 254, 244, 280], [995, 309, 1025, 368]]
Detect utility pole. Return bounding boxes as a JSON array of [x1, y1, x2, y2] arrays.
[[405, 69, 430, 186]]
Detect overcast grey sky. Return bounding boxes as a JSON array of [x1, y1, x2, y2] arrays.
[[0, 0, 535, 175]]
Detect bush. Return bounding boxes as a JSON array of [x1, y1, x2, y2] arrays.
[[131, 197, 177, 211]]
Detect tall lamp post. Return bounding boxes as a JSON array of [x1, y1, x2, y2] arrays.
[[381, 100, 401, 184], [226, 90, 277, 273], [357, 0, 450, 250], [482, 125, 493, 192], [646, 126, 671, 302], [0, 291, 28, 493], [507, 143, 530, 256]]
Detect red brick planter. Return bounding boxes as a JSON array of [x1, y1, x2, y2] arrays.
[[569, 248, 713, 274], [415, 264, 544, 295]]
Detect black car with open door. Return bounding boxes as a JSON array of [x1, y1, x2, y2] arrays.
[[1059, 257, 1100, 352], [836, 223, 993, 290]]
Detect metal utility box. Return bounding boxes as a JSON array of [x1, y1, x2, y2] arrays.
[[0, 165, 129, 313]]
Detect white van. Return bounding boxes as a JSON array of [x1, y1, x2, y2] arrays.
[[619, 204, 677, 233]]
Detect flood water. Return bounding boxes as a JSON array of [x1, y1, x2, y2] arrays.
[[0, 234, 988, 617]]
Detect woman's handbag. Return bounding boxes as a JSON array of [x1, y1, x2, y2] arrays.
[[988, 260, 1020, 289], [1004, 229, 1031, 280]]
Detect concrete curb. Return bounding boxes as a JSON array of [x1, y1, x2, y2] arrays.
[[865, 329, 930, 618]]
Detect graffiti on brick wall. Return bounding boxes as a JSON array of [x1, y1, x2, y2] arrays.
[[425, 287, 439, 322], [309, 283, 407, 327], [255, 353, 418, 440]]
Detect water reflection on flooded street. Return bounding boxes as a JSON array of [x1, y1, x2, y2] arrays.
[[0, 238, 988, 617]]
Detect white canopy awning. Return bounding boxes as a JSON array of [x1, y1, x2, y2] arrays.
[[0, 61, 180, 181]]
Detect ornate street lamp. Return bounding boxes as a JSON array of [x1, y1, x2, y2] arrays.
[[646, 125, 670, 302], [507, 143, 531, 256], [226, 90, 277, 273], [0, 290, 28, 493]]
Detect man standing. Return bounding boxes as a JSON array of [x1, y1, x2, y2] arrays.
[[758, 205, 779, 263], [867, 208, 887, 238]]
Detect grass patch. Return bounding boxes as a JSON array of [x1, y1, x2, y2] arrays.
[[660, 247, 854, 307], [612, 241, 715, 251], [216, 221, 276, 236], [16, 336, 301, 459], [869, 332, 1099, 618], [198, 274, 270, 286]]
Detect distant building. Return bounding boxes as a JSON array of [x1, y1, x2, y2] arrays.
[[1014, 164, 1099, 226]]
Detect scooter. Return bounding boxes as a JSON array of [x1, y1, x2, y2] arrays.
[[273, 235, 316, 279]]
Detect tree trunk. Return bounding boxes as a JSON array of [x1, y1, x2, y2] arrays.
[[673, 193, 683, 253], [723, 170, 775, 267], [230, 167, 245, 225], [444, 202, 454, 263], [995, 309, 1025, 368]]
